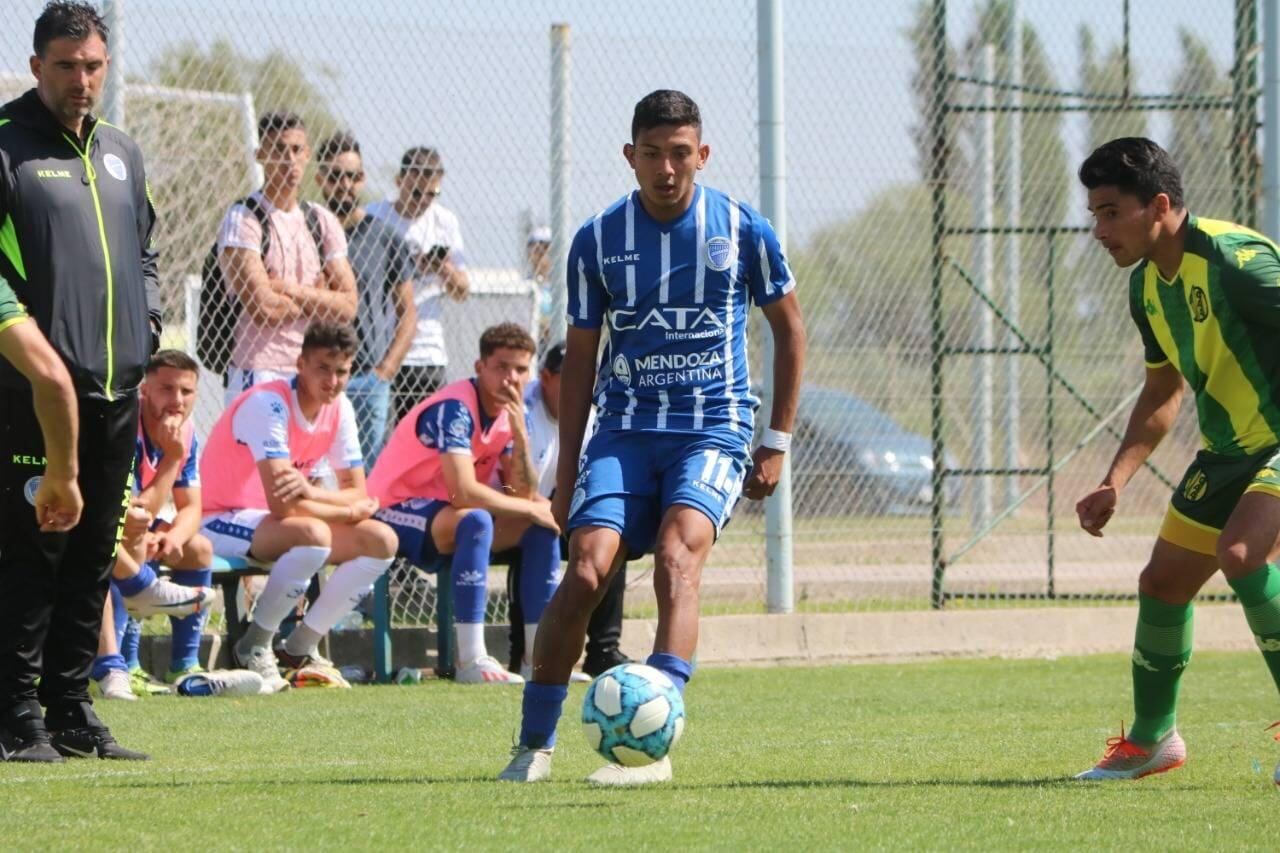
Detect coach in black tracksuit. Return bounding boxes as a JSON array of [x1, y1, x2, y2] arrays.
[[0, 5, 158, 762]]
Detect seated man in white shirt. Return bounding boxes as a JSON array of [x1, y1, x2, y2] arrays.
[[505, 342, 630, 678], [199, 322, 398, 692]]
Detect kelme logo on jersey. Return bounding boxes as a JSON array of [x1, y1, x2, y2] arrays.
[[23, 476, 42, 507], [104, 153, 128, 181], [705, 235, 737, 272], [612, 354, 632, 386], [1183, 469, 1208, 502], [1236, 247, 1259, 268], [1188, 286, 1209, 323]]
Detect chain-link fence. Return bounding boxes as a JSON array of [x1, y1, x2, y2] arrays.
[[0, 0, 1260, 628]]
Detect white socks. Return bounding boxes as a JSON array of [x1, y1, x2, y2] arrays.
[[456, 621, 486, 666], [301, 555, 393, 637], [523, 623, 538, 667], [249, 545, 331, 636]]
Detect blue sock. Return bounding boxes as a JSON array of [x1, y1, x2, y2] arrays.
[[518, 525, 561, 624], [122, 617, 142, 671], [115, 561, 157, 598], [109, 583, 129, 646], [169, 567, 212, 672], [91, 653, 126, 682], [646, 652, 693, 695], [452, 512, 494, 624], [520, 682, 569, 748]]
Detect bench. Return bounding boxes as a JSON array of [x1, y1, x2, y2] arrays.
[[210, 554, 457, 684]]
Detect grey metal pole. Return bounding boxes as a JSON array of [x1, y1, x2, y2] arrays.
[[972, 46, 995, 529], [549, 24, 572, 346], [103, 0, 125, 127], [758, 0, 793, 614], [1265, 0, 1280, 237], [1003, 1, 1022, 507]]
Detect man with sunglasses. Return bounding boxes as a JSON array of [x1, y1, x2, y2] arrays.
[[315, 132, 416, 467], [367, 146, 470, 422]]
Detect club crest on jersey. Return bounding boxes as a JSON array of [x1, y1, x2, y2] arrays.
[[104, 153, 128, 181], [705, 235, 736, 272], [613, 354, 632, 386], [23, 476, 41, 506]]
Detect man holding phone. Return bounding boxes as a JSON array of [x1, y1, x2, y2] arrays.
[[366, 146, 470, 421]]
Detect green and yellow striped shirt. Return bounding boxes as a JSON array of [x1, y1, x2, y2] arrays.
[[0, 273, 27, 335], [1130, 215, 1280, 455]]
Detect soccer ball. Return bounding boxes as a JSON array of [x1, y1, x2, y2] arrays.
[[581, 664, 685, 766]]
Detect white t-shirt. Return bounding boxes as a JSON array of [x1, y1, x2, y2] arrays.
[[522, 379, 595, 498], [232, 385, 364, 472], [365, 199, 467, 368]]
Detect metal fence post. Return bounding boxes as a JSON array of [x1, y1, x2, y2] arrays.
[[758, 0, 793, 615]]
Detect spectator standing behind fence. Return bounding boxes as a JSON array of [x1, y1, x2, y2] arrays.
[[525, 226, 554, 344], [315, 132, 416, 467], [216, 112, 356, 404], [366, 147, 470, 421]]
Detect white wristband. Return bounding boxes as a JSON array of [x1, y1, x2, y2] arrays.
[[760, 428, 792, 452]]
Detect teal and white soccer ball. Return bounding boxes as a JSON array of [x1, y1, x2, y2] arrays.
[[581, 664, 685, 766]]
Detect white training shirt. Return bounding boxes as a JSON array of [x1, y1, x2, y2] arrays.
[[231, 385, 364, 471]]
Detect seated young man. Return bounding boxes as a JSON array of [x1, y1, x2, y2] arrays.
[[200, 322, 398, 692], [92, 351, 220, 698], [369, 323, 561, 685]]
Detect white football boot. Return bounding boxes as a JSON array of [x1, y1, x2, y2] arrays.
[[498, 745, 554, 782], [586, 756, 673, 786]]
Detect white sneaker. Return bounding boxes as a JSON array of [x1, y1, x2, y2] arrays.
[[97, 669, 137, 701], [586, 756, 673, 786], [174, 670, 265, 697], [233, 645, 290, 694], [456, 655, 524, 685], [519, 663, 592, 683], [123, 577, 215, 619], [498, 745, 554, 782]]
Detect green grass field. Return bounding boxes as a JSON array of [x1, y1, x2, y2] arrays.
[[5, 652, 1278, 850]]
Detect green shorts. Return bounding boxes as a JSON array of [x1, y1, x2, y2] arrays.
[[1160, 445, 1280, 555]]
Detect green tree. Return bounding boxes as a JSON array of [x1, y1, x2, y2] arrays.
[[1169, 30, 1232, 216]]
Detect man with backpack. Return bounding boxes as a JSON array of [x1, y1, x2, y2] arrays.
[[210, 111, 356, 403]]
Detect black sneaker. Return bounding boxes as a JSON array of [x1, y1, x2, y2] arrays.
[[50, 726, 149, 761], [0, 700, 63, 763], [582, 651, 633, 678]]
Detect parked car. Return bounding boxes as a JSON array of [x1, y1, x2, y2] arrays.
[[750, 385, 959, 517]]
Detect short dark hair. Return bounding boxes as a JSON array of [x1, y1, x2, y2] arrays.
[[1078, 137, 1184, 208], [479, 323, 536, 359], [33, 1, 108, 57], [631, 89, 701, 141], [258, 111, 306, 140], [302, 321, 358, 357], [399, 146, 444, 176], [541, 340, 566, 374], [317, 131, 360, 163], [147, 349, 199, 376]]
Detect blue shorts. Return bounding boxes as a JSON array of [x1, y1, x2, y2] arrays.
[[568, 428, 749, 556], [374, 499, 450, 567]]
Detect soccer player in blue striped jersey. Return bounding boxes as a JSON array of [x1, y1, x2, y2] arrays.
[[499, 90, 806, 785]]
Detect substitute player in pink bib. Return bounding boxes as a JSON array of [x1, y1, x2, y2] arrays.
[[201, 322, 397, 692], [370, 323, 562, 685]]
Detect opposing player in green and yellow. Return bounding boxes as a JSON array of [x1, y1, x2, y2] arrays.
[[1075, 137, 1280, 781]]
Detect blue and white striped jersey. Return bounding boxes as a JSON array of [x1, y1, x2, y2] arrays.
[[567, 184, 794, 439]]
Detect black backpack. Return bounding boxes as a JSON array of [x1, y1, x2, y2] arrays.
[[198, 196, 325, 382]]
